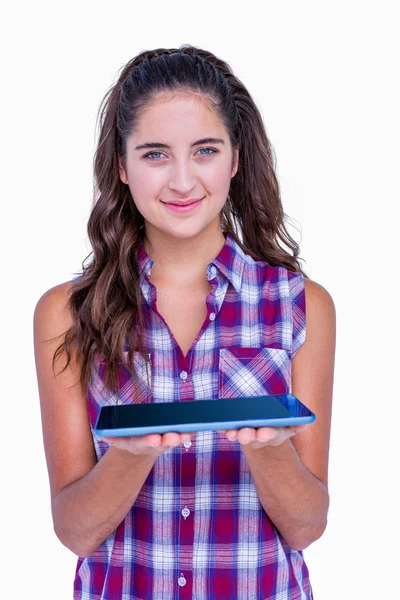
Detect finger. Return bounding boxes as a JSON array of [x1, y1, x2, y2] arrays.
[[225, 429, 238, 442], [101, 435, 131, 445], [161, 432, 182, 447], [237, 427, 256, 444], [255, 427, 276, 443], [142, 433, 163, 447]]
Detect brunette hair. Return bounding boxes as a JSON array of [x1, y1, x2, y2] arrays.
[[52, 44, 307, 398]]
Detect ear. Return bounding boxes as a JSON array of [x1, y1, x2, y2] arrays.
[[231, 145, 239, 178], [118, 156, 128, 184]]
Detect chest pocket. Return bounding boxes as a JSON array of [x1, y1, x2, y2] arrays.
[[218, 347, 291, 398]]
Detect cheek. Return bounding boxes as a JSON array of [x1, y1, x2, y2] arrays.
[[208, 168, 231, 198], [127, 166, 164, 199], [205, 163, 232, 193]]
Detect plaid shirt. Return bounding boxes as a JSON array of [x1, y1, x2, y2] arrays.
[[74, 232, 312, 600]]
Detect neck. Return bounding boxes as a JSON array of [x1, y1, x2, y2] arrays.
[[143, 226, 226, 287]]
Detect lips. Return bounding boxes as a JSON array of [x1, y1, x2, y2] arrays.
[[162, 198, 203, 213], [163, 198, 203, 206]]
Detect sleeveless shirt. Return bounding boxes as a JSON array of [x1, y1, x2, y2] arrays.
[[73, 232, 312, 600]]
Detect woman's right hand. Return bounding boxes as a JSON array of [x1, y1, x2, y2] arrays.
[[99, 431, 193, 457]]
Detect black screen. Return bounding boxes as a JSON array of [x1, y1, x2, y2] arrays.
[[95, 394, 311, 430]]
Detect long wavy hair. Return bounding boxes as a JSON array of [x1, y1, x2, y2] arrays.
[[52, 44, 307, 399]]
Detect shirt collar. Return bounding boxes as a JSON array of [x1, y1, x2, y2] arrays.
[[136, 232, 247, 293], [137, 243, 154, 279], [211, 232, 246, 292]]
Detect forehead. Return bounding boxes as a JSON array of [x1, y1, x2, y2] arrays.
[[132, 91, 227, 141]]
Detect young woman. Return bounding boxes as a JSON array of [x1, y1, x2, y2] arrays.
[[34, 45, 335, 600]]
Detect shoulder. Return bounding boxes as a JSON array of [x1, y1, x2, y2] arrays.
[[34, 280, 75, 338], [292, 278, 336, 357], [303, 278, 336, 325], [35, 280, 74, 304], [35, 280, 73, 307]]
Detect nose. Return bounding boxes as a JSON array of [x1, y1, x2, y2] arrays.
[[168, 157, 197, 195]]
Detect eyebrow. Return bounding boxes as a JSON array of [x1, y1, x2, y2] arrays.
[[134, 137, 226, 151]]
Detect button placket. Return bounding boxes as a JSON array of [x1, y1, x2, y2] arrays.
[[176, 361, 194, 595]]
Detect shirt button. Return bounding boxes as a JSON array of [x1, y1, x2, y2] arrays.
[[209, 312, 216, 321], [180, 370, 188, 381], [182, 506, 190, 519], [183, 440, 192, 450], [178, 574, 187, 587]]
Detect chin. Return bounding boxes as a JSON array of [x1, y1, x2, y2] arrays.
[[167, 225, 218, 240], [148, 219, 217, 240]]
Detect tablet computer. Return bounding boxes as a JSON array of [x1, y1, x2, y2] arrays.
[[94, 393, 315, 437]]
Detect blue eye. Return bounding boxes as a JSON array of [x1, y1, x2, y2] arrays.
[[197, 147, 217, 155], [143, 147, 218, 161], [144, 151, 164, 160]]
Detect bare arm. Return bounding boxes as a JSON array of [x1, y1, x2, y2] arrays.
[[52, 446, 156, 557], [222, 279, 335, 550], [34, 282, 191, 557], [241, 432, 329, 551]]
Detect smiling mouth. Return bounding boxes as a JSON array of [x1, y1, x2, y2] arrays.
[[162, 197, 204, 207], [161, 198, 204, 213]]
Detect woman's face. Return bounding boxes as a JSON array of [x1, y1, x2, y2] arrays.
[[119, 91, 238, 242]]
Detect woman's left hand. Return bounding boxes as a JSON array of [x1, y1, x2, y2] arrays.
[[217, 424, 308, 449]]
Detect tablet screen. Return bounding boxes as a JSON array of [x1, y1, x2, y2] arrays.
[[95, 394, 307, 431]]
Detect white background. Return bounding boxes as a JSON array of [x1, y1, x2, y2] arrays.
[[1, 1, 399, 598]]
